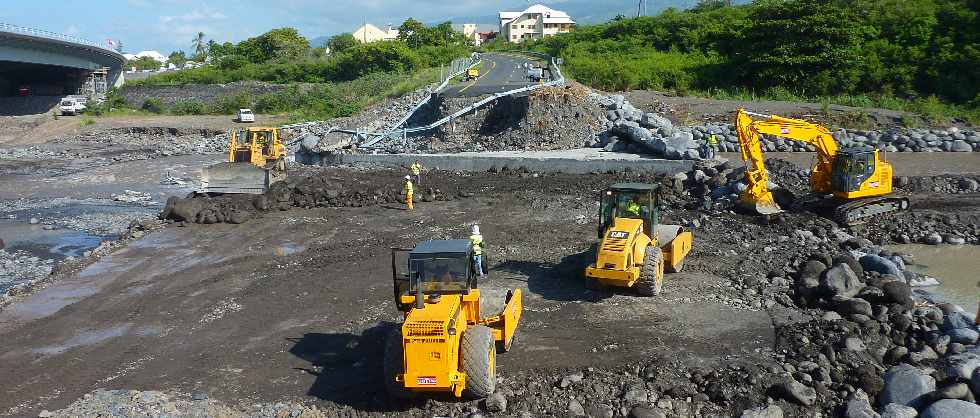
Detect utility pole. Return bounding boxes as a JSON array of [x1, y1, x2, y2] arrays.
[[636, 0, 647, 18]]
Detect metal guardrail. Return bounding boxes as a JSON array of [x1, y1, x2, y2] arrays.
[[281, 51, 564, 151], [0, 22, 115, 52], [359, 52, 565, 149]]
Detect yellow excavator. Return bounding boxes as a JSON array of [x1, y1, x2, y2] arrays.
[[385, 239, 522, 399], [735, 108, 909, 224], [200, 127, 288, 194], [585, 183, 693, 296]]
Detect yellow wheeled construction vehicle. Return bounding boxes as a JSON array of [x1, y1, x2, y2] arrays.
[[200, 127, 288, 194], [734, 108, 909, 225], [585, 183, 693, 296], [385, 240, 522, 399], [464, 67, 480, 81]]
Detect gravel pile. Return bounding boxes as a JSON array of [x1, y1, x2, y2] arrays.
[[39, 389, 325, 418], [0, 249, 54, 297], [53, 127, 227, 156]]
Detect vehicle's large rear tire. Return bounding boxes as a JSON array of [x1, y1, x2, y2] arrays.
[[634, 247, 664, 296], [461, 325, 495, 399], [383, 328, 414, 400]]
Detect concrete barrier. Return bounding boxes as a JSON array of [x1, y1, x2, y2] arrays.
[[318, 149, 693, 175]]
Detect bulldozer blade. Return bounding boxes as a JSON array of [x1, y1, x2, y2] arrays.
[[738, 193, 783, 215], [201, 162, 270, 194]]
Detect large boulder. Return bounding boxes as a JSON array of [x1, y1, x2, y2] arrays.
[[947, 328, 979, 345], [919, 399, 980, 418], [881, 280, 913, 307], [943, 352, 980, 380], [844, 389, 880, 418], [950, 140, 973, 152], [770, 378, 816, 406], [879, 364, 936, 408], [740, 405, 783, 418], [664, 132, 698, 160], [879, 403, 916, 418], [795, 260, 826, 303], [820, 263, 863, 298], [834, 296, 873, 317], [859, 255, 905, 281]]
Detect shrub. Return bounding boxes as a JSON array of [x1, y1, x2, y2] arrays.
[[170, 100, 207, 115], [141, 98, 163, 114]]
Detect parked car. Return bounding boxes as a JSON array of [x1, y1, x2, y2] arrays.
[[59, 98, 87, 116], [236, 108, 255, 123], [527, 66, 544, 82]]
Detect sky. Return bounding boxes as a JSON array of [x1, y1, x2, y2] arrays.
[[2, 0, 690, 53]]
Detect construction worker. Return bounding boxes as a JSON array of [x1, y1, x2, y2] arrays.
[[410, 159, 423, 186], [625, 197, 642, 217], [705, 134, 719, 159], [469, 225, 485, 279], [404, 175, 414, 211]]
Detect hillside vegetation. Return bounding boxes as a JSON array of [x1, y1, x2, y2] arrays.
[[115, 24, 470, 120], [520, 0, 979, 124]]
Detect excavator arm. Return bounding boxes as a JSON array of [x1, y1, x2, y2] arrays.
[[735, 108, 839, 214]]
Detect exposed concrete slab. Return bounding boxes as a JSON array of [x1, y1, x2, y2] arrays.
[[319, 148, 693, 174]]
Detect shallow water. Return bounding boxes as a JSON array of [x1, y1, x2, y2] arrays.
[[888, 244, 980, 315], [0, 220, 105, 259]]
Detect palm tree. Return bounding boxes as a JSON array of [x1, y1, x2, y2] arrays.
[[191, 32, 207, 57]]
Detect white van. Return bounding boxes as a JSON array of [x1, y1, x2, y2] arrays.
[[236, 108, 255, 123], [60, 98, 87, 116]]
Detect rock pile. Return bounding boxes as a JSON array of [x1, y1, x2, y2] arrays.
[[591, 93, 703, 160], [53, 127, 227, 156], [673, 121, 979, 154], [0, 249, 54, 299]]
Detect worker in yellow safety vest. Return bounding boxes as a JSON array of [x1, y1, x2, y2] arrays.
[[410, 160, 423, 185], [404, 175, 414, 211], [705, 134, 719, 159], [469, 225, 485, 279]]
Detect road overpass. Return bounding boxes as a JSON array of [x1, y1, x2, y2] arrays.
[[0, 23, 125, 115]]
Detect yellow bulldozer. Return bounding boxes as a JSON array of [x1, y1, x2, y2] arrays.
[[200, 127, 288, 194], [585, 183, 693, 296], [385, 239, 522, 399], [734, 108, 909, 224]]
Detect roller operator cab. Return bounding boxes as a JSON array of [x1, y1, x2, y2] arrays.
[[585, 183, 693, 296], [386, 240, 522, 399]]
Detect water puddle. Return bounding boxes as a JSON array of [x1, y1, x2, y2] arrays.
[[32, 324, 132, 356], [888, 244, 980, 314], [0, 219, 105, 260], [273, 242, 306, 256]]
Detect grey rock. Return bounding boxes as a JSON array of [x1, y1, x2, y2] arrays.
[[568, 399, 586, 416], [947, 328, 979, 344], [844, 389, 880, 418], [909, 345, 939, 363], [834, 296, 873, 317], [879, 403, 916, 418], [560, 372, 584, 388], [882, 280, 913, 307], [629, 406, 667, 418], [943, 310, 975, 331], [821, 263, 863, 298], [29, 217, 40, 224], [843, 336, 868, 352], [885, 346, 909, 364], [740, 405, 783, 418], [946, 236, 966, 245], [879, 363, 935, 407], [485, 393, 507, 413], [919, 399, 980, 418], [944, 352, 980, 380], [930, 382, 970, 401], [622, 386, 649, 404], [950, 140, 973, 152], [859, 255, 905, 281], [771, 378, 816, 406], [924, 232, 943, 245]]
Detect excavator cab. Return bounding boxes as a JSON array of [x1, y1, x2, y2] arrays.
[[831, 147, 878, 194]]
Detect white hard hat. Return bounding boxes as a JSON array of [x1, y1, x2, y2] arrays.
[[405, 175, 411, 180], [471, 225, 480, 235]]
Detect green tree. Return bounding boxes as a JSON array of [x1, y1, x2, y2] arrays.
[[191, 32, 207, 58], [127, 56, 162, 71], [326, 33, 357, 53], [168, 51, 187, 67], [398, 18, 427, 48], [238, 28, 310, 63]]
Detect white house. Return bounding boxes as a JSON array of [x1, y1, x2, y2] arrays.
[[352, 23, 399, 43], [134, 50, 168, 63], [499, 4, 575, 43]]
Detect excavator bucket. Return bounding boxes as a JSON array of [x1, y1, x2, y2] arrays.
[[737, 192, 783, 216], [481, 289, 522, 352], [201, 162, 272, 194], [654, 224, 693, 273]]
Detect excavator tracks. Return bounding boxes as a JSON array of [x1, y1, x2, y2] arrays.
[[833, 196, 910, 226]]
